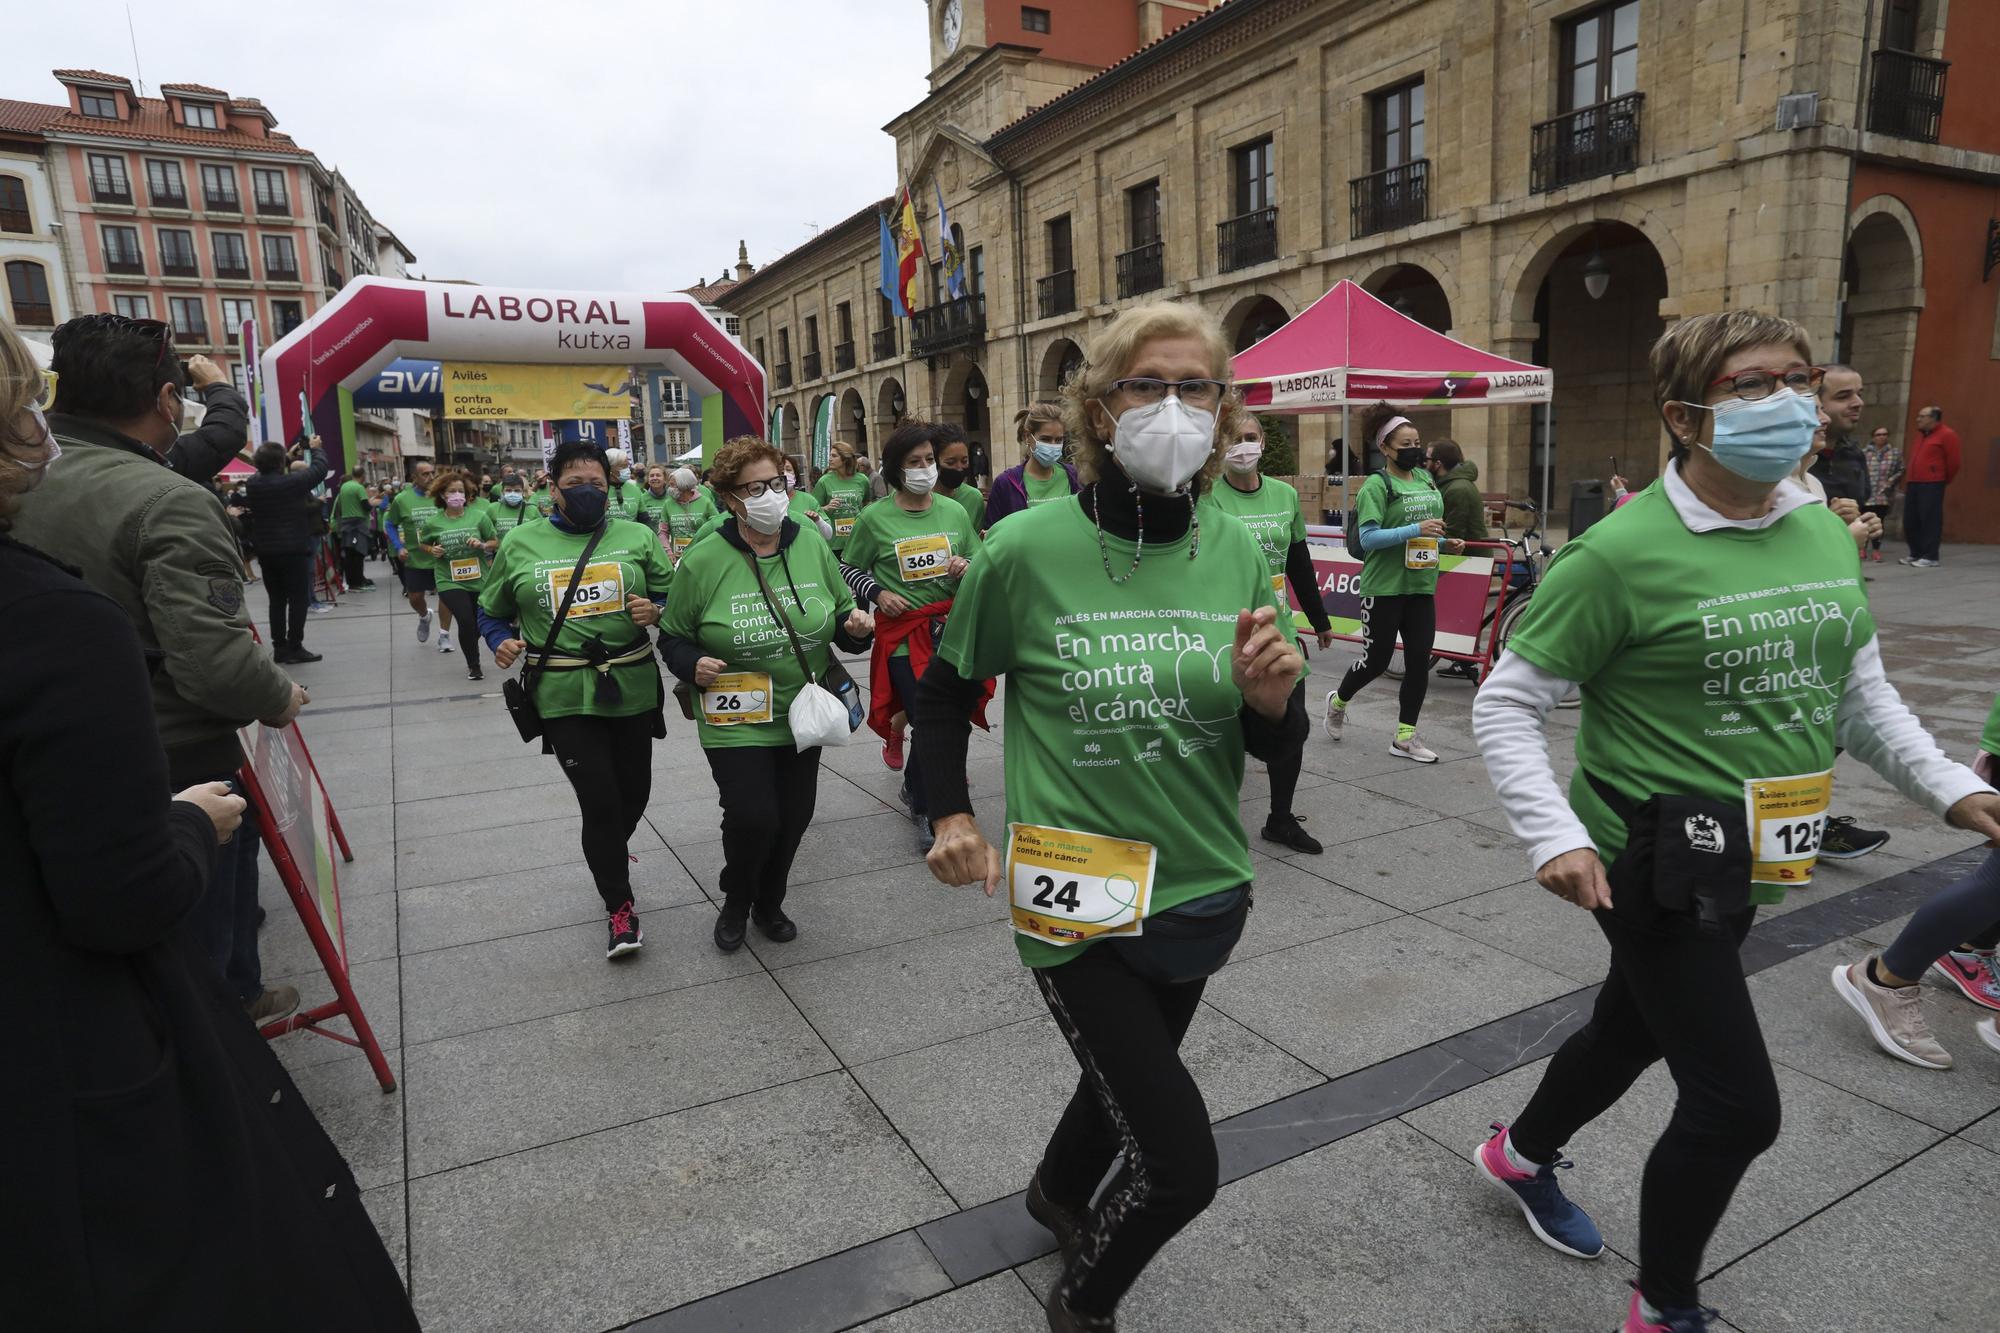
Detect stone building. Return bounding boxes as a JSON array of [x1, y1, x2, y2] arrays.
[[722, 0, 1997, 541]]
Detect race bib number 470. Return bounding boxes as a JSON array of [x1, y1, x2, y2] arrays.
[[1005, 822, 1156, 945], [546, 561, 626, 619]]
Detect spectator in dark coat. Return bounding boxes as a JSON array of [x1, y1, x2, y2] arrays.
[[164, 353, 252, 480], [245, 437, 331, 662]]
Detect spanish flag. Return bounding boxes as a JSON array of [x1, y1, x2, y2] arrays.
[[895, 183, 927, 316]]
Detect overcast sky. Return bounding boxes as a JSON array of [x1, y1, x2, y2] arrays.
[[6, 0, 932, 293]]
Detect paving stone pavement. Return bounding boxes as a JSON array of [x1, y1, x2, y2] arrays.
[[255, 547, 2000, 1332]]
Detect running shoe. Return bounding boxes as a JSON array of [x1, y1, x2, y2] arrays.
[[245, 983, 302, 1027], [1831, 959, 1952, 1069], [1391, 733, 1440, 763], [1473, 1123, 1605, 1259], [416, 613, 432, 643], [1322, 691, 1347, 740], [1262, 813, 1323, 855], [883, 727, 905, 771], [438, 636, 455, 654], [467, 665, 484, 682], [605, 899, 642, 959], [916, 818, 936, 855], [1620, 1286, 1723, 1332], [1914, 558, 1940, 568], [1819, 815, 1889, 859], [1932, 951, 2000, 1011], [1978, 1018, 2000, 1055], [1024, 1169, 1084, 1268], [1043, 1285, 1116, 1333]]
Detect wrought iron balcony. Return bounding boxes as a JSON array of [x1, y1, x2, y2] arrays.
[[1868, 49, 1948, 143], [266, 264, 299, 283], [774, 361, 793, 389], [910, 293, 986, 359], [106, 254, 145, 275], [801, 350, 822, 381], [203, 191, 241, 212], [149, 187, 187, 209], [1350, 159, 1430, 239], [1036, 269, 1077, 320], [1116, 240, 1164, 298], [871, 327, 898, 361], [173, 326, 208, 345], [11, 301, 53, 326], [1530, 93, 1644, 194], [1217, 206, 1278, 273], [215, 262, 251, 280], [256, 196, 291, 216], [91, 182, 132, 205], [833, 340, 855, 371]]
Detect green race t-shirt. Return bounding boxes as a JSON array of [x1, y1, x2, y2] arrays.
[[1353, 469, 1444, 596], [605, 479, 646, 522], [419, 507, 497, 594], [478, 518, 675, 720], [660, 531, 857, 749], [941, 482, 987, 537], [489, 497, 540, 536], [1200, 475, 1306, 647], [1983, 693, 2000, 759], [811, 472, 872, 551], [654, 490, 719, 561], [938, 501, 1280, 968], [386, 487, 442, 569], [1024, 467, 1073, 507], [1505, 481, 1872, 905], [531, 487, 556, 517], [843, 494, 978, 606], [332, 478, 371, 521]]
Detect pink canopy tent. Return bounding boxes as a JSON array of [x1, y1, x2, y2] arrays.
[[1232, 279, 1555, 512], [219, 456, 255, 477]]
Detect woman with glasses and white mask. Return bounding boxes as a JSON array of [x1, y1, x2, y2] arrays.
[[916, 301, 1306, 1333], [1470, 311, 1999, 1333]]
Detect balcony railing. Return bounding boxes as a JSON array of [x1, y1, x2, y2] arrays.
[[833, 340, 855, 372], [1217, 206, 1279, 273], [106, 253, 145, 275], [204, 191, 241, 212], [11, 301, 54, 326], [266, 264, 299, 283], [173, 326, 208, 345], [1530, 92, 1644, 194], [161, 256, 198, 278], [1036, 268, 1077, 319], [774, 361, 793, 389], [871, 327, 898, 361], [1116, 240, 1164, 299], [149, 187, 187, 209], [91, 182, 132, 205], [1350, 158, 1430, 239], [1868, 49, 1949, 143], [256, 196, 291, 216], [910, 293, 986, 358], [215, 261, 251, 280], [801, 350, 822, 381]]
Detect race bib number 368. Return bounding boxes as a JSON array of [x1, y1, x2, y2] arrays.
[[895, 533, 952, 583], [1005, 822, 1156, 945], [546, 561, 626, 619]]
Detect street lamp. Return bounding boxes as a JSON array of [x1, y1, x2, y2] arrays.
[[892, 392, 906, 414], [851, 403, 865, 422], [966, 380, 984, 400], [1583, 245, 1611, 300]]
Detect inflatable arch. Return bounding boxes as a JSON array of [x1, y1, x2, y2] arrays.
[[258, 277, 765, 464]]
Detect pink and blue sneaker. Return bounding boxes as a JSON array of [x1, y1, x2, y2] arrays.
[[1621, 1284, 1722, 1331], [1474, 1122, 1605, 1259]]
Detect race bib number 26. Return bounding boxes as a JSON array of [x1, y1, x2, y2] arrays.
[[1005, 822, 1156, 945]]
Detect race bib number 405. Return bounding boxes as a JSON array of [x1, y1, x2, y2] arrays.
[[701, 672, 773, 726], [1005, 822, 1156, 945], [546, 561, 626, 619], [1746, 768, 1834, 887], [895, 533, 952, 583]]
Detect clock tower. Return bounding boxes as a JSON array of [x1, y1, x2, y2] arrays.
[[929, 0, 975, 74]]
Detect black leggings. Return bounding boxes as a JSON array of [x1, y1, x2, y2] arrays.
[[1336, 593, 1436, 725], [260, 551, 313, 648], [436, 588, 484, 662], [1035, 945, 1218, 1318], [1860, 502, 1891, 552], [1510, 907, 1780, 1312], [887, 653, 927, 817], [1268, 678, 1306, 817], [704, 743, 823, 918], [541, 713, 655, 910]]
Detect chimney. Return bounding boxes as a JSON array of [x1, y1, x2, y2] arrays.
[[735, 240, 754, 282]]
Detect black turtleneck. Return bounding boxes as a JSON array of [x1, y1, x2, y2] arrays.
[[1079, 458, 1195, 544]]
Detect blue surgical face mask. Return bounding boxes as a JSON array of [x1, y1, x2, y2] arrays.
[[557, 483, 609, 528], [1683, 389, 1819, 484], [502, 491, 524, 506], [1032, 441, 1064, 467]]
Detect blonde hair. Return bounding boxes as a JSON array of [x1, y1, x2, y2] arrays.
[[0, 319, 46, 531], [1650, 311, 1812, 454], [1014, 400, 1065, 452], [1061, 301, 1231, 485]]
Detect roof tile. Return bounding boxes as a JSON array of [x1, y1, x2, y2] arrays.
[[52, 69, 134, 87], [159, 82, 229, 97], [42, 94, 312, 156], [0, 98, 67, 135]]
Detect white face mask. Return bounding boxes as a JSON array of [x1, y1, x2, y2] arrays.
[[1107, 396, 1216, 493], [902, 463, 939, 496], [742, 486, 790, 534], [1224, 441, 1263, 474]]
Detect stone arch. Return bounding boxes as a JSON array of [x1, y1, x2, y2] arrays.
[[875, 376, 908, 445], [1839, 195, 1926, 445], [1359, 261, 1454, 334], [838, 385, 869, 450], [1221, 293, 1290, 354], [1499, 199, 1682, 327], [1039, 337, 1085, 396], [779, 400, 802, 453]]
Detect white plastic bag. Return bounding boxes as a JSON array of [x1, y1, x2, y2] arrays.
[[788, 681, 853, 751]]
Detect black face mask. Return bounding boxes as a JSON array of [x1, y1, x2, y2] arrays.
[[1394, 446, 1425, 471], [937, 465, 968, 492]]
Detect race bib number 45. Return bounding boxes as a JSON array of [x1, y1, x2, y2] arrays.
[[895, 533, 952, 583], [1404, 536, 1439, 570], [1005, 822, 1156, 945], [547, 561, 626, 619], [1746, 768, 1834, 887]]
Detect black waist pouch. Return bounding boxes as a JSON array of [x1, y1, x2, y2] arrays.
[[1589, 773, 1752, 935], [1110, 885, 1252, 985]]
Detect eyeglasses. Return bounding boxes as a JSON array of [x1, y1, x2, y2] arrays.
[[1704, 365, 1823, 401], [731, 478, 782, 499], [1109, 377, 1229, 409], [33, 369, 57, 409]]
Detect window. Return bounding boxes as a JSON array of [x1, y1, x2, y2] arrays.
[[1232, 136, 1275, 216], [252, 168, 289, 213], [168, 296, 208, 342], [1022, 6, 1050, 34], [1038, 218, 1075, 318], [159, 228, 198, 276], [200, 164, 239, 210], [145, 160, 186, 207], [87, 153, 131, 203], [182, 101, 219, 129], [5, 261, 54, 326], [777, 328, 791, 362], [804, 314, 820, 354], [212, 232, 250, 278], [113, 294, 151, 319], [667, 426, 691, 453], [271, 300, 304, 335], [1883, 0, 1919, 51], [755, 337, 767, 366], [969, 245, 985, 295], [102, 224, 144, 273], [837, 302, 853, 345], [261, 233, 298, 279], [1373, 80, 1426, 169], [723, 314, 741, 337], [0, 176, 28, 233], [1561, 1, 1639, 112], [1046, 214, 1074, 273], [660, 380, 689, 414], [221, 297, 256, 340], [1127, 179, 1161, 247], [80, 92, 118, 119]]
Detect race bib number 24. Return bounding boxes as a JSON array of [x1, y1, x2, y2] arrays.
[[1005, 822, 1156, 945]]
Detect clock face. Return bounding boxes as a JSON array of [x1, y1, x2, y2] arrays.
[[941, 0, 963, 53]]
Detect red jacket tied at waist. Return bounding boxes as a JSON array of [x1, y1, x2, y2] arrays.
[[1906, 424, 1960, 484], [869, 598, 992, 740]]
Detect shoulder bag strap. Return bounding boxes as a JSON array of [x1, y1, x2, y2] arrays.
[[526, 523, 611, 691], [742, 547, 819, 684]]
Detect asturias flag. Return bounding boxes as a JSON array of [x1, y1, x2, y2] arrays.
[[895, 183, 927, 316], [936, 181, 965, 300], [878, 211, 906, 318]]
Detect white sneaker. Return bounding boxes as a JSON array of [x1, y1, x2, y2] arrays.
[[1390, 733, 1439, 763], [416, 613, 432, 643], [438, 636, 455, 654], [1913, 558, 1940, 569], [1322, 691, 1347, 740], [1979, 1018, 2000, 1055], [1831, 959, 1953, 1069]]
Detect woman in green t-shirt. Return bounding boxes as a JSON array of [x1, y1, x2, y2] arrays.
[[479, 441, 676, 963], [489, 473, 540, 540], [1322, 401, 1464, 763], [810, 440, 872, 556], [416, 471, 498, 678], [917, 301, 1305, 1332], [931, 422, 987, 537], [659, 437, 873, 953], [841, 421, 979, 853]]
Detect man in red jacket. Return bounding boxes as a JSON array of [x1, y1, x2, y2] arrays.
[[1900, 404, 1960, 568]]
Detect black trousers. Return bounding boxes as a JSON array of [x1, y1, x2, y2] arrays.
[[1267, 678, 1306, 818], [1035, 945, 1218, 1317], [704, 743, 823, 918], [436, 588, 484, 662], [1860, 502, 1891, 552], [1510, 907, 1780, 1312], [259, 551, 313, 648], [542, 713, 655, 910], [341, 545, 368, 588], [1904, 480, 1945, 561], [887, 654, 927, 816], [1336, 592, 1436, 725]]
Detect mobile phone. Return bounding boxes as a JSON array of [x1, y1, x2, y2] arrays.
[[1609, 454, 1619, 475]]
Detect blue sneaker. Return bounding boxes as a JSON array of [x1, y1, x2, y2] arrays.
[[1474, 1122, 1605, 1259]]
